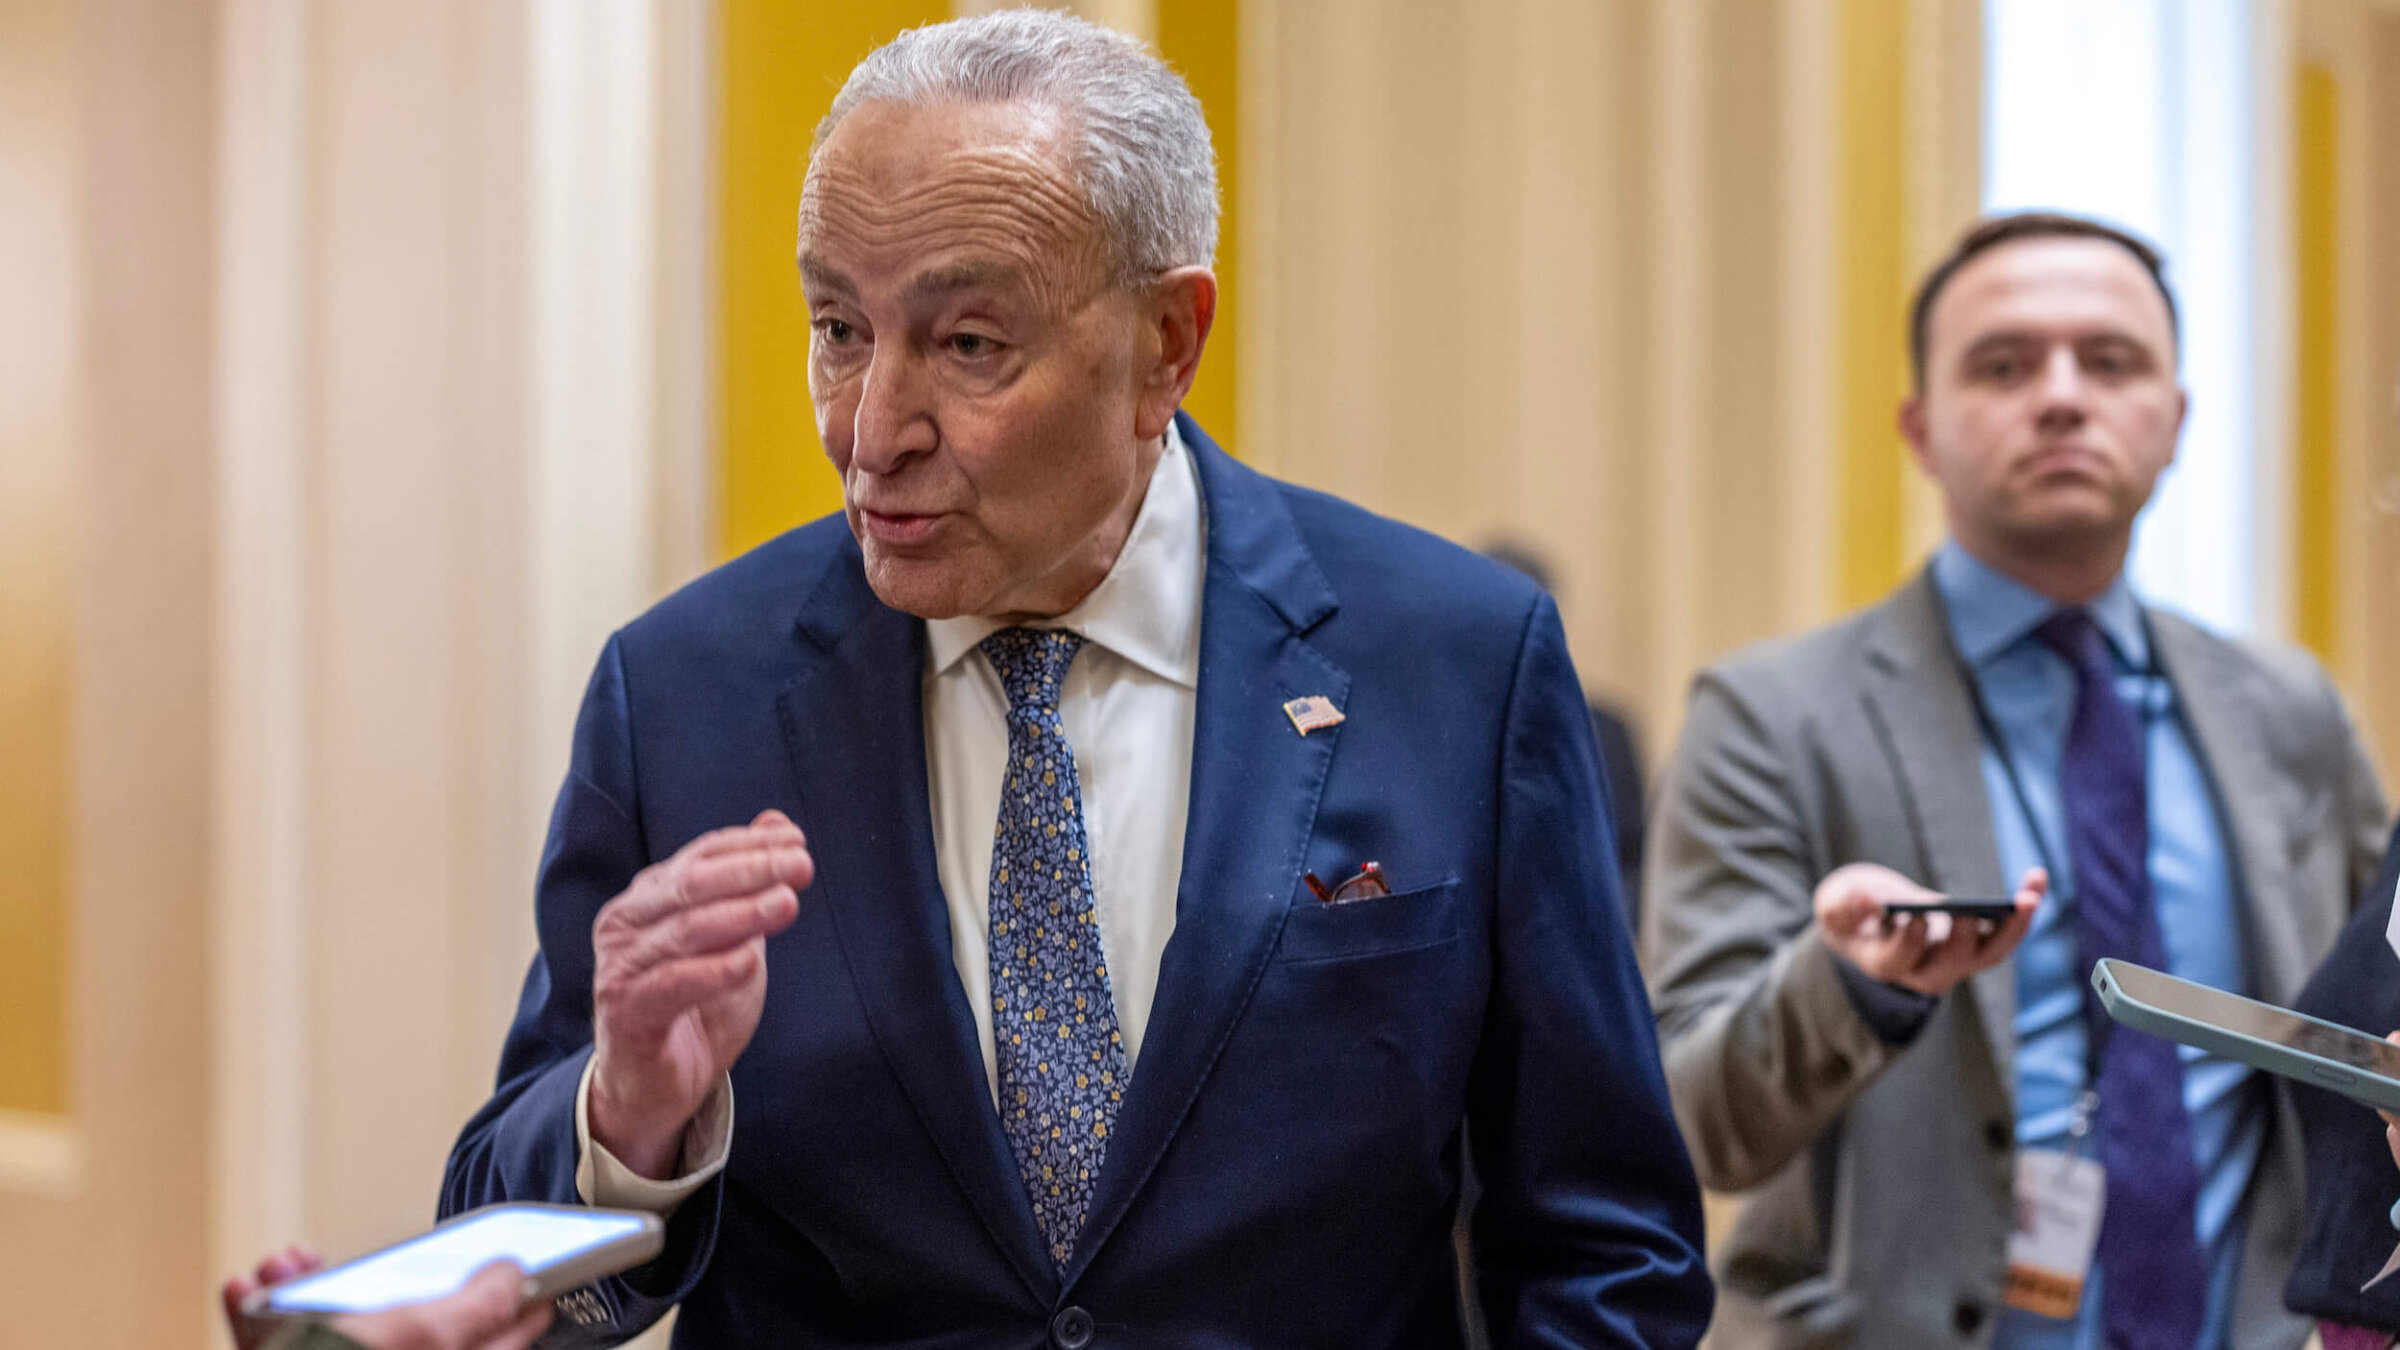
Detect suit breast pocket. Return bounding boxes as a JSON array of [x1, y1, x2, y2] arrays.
[[1275, 878, 1463, 964]]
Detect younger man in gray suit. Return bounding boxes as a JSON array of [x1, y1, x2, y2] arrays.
[[1644, 213, 2387, 1350]]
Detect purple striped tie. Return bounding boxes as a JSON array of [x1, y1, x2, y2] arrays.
[[2037, 609, 2208, 1350]]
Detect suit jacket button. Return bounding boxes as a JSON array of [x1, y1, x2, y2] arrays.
[[1954, 1300, 1986, 1336], [1051, 1305, 1096, 1350], [1985, 1120, 2012, 1152]]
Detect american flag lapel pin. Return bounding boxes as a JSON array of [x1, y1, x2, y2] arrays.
[[1282, 695, 1345, 736]]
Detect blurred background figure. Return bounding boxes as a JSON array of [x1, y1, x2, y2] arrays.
[[1643, 210, 2386, 1350], [11, 0, 2400, 1345], [1483, 538, 1647, 927]]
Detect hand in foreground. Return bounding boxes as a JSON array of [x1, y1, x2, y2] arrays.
[[223, 1255, 550, 1350], [1814, 862, 2046, 996], [222, 1246, 323, 1350], [590, 809, 812, 1179], [2382, 1033, 2400, 1174]]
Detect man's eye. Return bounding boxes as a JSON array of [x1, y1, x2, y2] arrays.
[[948, 333, 998, 357], [1974, 358, 2023, 382], [815, 318, 855, 345]]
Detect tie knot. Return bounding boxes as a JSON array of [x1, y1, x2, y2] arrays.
[[980, 627, 1084, 715], [2034, 607, 2115, 684]]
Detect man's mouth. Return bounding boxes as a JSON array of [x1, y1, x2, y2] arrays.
[[858, 508, 946, 545], [2020, 444, 2103, 476]]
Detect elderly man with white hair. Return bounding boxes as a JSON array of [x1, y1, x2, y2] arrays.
[[435, 12, 1711, 1348]]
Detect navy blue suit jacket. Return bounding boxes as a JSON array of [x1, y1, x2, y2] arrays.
[[441, 417, 1710, 1348]]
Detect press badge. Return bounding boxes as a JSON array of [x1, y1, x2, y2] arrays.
[[2003, 1149, 2106, 1319]]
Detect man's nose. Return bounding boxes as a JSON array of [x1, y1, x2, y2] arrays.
[[850, 349, 938, 473], [2034, 345, 2088, 432]]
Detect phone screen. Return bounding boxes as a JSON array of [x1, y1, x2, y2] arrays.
[[263, 1208, 648, 1315], [2110, 961, 2400, 1079]]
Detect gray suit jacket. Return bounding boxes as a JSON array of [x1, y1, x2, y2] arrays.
[[1643, 571, 2387, 1350]]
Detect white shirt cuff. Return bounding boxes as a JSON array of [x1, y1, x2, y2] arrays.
[[572, 1058, 733, 1216]]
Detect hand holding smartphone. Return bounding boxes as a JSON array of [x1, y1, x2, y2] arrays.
[[240, 1204, 662, 1323], [1878, 899, 2019, 923], [1812, 862, 2046, 997]]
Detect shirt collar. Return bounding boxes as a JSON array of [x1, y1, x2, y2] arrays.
[[1930, 541, 2149, 672], [924, 421, 1204, 688]]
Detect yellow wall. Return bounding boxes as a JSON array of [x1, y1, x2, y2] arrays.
[[718, 0, 950, 561], [2293, 61, 2341, 666], [1835, 0, 1917, 609], [0, 0, 77, 1117], [1155, 0, 1238, 447], [0, 479, 71, 1120]]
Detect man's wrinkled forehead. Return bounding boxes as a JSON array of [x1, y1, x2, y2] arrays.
[[796, 98, 1107, 306]]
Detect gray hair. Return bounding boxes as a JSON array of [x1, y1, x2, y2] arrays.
[[815, 8, 1219, 286]]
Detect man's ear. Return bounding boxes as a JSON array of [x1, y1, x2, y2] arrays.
[[1133, 266, 1217, 441], [1898, 396, 1934, 475]]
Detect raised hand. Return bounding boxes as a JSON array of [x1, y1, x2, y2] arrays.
[[588, 809, 812, 1179], [1814, 862, 2046, 996]]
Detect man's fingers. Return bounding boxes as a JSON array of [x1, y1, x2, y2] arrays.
[[1859, 914, 1928, 979], [679, 845, 814, 908], [603, 945, 762, 1036], [485, 1302, 557, 1350], [606, 836, 811, 931], [1894, 914, 1932, 965], [615, 887, 798, 974], [336, 1262, 528, 1350], [1818, 888, 1883, 937], [684, 814, 805, 861], [1988, 900, 2038, 953], [221, 1276, 259, 1346], [440, 1263, 537, 1340], [1909, 920, 1990, 986], [255, 1246, 317, 1286], [1814, 862, 1941, 937]]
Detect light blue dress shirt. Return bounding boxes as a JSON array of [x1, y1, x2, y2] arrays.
[[1931, 546, 2265, 1350]]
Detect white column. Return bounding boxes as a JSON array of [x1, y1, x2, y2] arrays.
[[212, 0, 313, 1282], [212, 0, 696, 1279]]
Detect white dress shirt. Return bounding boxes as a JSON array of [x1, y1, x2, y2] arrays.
[[576, 425, 1205, 1209]]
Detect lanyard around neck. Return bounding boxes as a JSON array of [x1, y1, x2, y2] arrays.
[[1938, 602, 2175, 1135]]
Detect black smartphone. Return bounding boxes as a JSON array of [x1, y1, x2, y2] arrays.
[[1880, 899, 2018, 922]]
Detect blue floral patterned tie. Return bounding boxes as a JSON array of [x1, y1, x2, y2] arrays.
[[980, 627, 1128, 1268], [2038, 609, 2207, 1350]]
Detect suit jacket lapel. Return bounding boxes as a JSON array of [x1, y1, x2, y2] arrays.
[[776, 542, 1057, 1302], [1857, 573, 2016, 1078], [2151, 616, 2312, 1005], [1067, 415, 1347, 1283]]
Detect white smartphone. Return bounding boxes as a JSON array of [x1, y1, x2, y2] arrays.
[[242, 1203, 663, 1321]]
